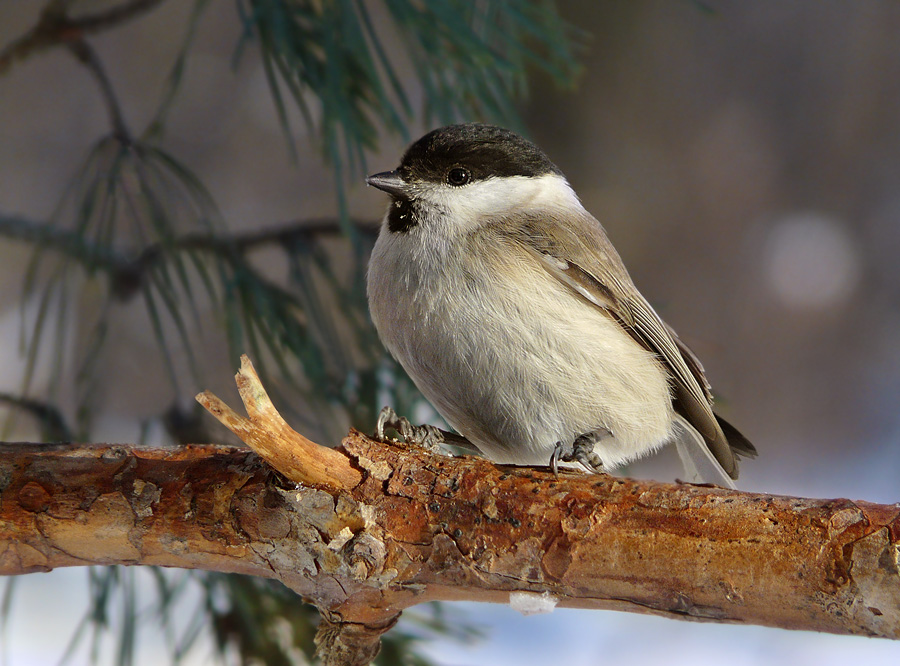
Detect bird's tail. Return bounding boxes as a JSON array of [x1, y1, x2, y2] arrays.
[[671, 415, 737, 489]]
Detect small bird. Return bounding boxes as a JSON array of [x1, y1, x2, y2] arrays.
[[366, 123, 756, 486]]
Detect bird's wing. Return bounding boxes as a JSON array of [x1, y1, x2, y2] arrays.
[[510, 212, 740, 479]]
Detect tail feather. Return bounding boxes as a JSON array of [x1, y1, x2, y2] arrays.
[[671, 415, 737, 489], [716, 414, 757, 459]]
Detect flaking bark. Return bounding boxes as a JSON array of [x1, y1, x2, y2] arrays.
[[0, 356, 898, 665]]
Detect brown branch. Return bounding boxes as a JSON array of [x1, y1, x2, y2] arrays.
[[1, 355, 898, 665], [0, 0, 166, 75]]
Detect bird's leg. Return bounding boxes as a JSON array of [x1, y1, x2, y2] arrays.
[[551, 428, 609, 474], [374, 406, 446, 452]]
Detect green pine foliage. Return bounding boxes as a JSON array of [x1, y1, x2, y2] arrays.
[[0, 1, 583, 663]]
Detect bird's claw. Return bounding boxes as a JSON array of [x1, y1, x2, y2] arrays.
[[374, 406, 445, 452], [550, 429, 607, 475]]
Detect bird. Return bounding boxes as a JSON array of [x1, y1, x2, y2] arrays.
[[365, 123, 756, 486]]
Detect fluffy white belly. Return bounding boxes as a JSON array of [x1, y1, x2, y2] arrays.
[[368, 235, 676, 468]]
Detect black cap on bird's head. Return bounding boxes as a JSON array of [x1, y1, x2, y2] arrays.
[[366, 124, 562, 197], [400, 124, 562, 183]]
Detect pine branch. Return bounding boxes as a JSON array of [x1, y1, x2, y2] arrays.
[[66, 38, 133, 143], [0, 214, 376, 261], [0, 213, 121, 267], [0, 0, 167, 75], [1, 357, 897, 666], [65, 0, 167, 32], [0, 213, 377, 299], [0, 392, 74, 442]]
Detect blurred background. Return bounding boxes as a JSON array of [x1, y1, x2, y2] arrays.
[[1, 1, 899, 664]]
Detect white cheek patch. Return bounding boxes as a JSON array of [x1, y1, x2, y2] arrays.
[[419, 173, 583, 233]]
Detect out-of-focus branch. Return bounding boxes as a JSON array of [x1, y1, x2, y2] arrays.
[[0, 0, 167, 75], [2, 355, 897, 666], [133, 218, 378, 259], [0, 213, 120, 267], [0, 213, 378, 301], [0, 392, 74, 442], [66, 38, 132, 142], [0, 214, 376, 265], [65, 0, 166, 32]]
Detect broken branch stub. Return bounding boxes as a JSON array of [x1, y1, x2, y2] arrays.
[[196, 354, 362, 490]]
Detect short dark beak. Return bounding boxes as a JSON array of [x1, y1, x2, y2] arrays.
[[366, 170, 409, 198]]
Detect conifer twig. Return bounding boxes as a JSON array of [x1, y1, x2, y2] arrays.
[[0, 0, 167, 75], [67, 38, 133, 143]]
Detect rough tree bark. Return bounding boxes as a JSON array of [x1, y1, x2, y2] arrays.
[[0, 356, 898, 666]]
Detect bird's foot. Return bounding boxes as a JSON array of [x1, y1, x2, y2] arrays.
[[374, 406, 445, 452], [550, 429, 609, 475]]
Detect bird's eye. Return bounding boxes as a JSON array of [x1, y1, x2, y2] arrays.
[[447, 167, 471, 186]]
